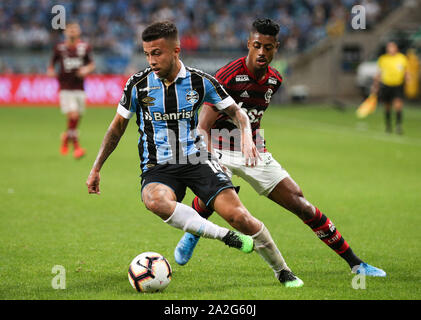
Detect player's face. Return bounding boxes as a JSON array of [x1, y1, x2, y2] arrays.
[[65, 24, 81, 40], [247, 32, 279, 71], [143, 38, 180, 80], [386, 42, 398, 55]]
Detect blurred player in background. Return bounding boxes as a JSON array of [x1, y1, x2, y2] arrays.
[[47, 22, 95, 158], [175, 18, 386, 277], [372, 41, 409, 134]]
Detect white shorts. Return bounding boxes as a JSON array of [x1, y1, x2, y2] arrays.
[[215, 149, 290, 196], [59, 90, 86, 114]]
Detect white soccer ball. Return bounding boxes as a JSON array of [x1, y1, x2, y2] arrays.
[[128, 252, 172, 293]]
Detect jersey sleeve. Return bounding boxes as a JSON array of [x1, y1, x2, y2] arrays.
[[50, 45, 60, 66], [117, 76, 138, 119], [203, 75, 235, 111], [84, 44, 94, 65]]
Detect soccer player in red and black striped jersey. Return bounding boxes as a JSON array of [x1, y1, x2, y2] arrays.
[[175, 18, 386, 278], [47, 22, 95, 159]]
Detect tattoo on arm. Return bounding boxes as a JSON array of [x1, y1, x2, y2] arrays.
[[92, 116, 128, 171]]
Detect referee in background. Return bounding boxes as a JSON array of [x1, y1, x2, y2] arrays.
[[372, 41, 409, 134]]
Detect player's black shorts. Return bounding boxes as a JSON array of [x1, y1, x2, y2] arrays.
[[379, 84, 404, 103], [140, 156, 234, 210]]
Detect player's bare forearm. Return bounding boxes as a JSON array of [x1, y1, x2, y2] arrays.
[[91, 113, 128, 172], [224, 104, 260, 166], [77, 62, 96, 78], [87, 113, 128, 195]]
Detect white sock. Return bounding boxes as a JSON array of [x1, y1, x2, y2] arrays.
[[164, 202, 229, 240], [252, 224, 290, 277]]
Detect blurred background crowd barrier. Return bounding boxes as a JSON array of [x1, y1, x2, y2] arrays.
[[0, 0, 420, 105]]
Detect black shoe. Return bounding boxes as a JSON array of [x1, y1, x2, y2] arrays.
[[222, 231, 254, 253], [277, 269, 304, 288], [385, 125, 392, 133]]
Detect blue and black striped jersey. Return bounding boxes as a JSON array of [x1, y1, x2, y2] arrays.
[[117, 61, 235, 172]]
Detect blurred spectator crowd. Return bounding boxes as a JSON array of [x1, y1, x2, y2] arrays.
[[1, 0, 402, 53], [0, 0, 402, 74]]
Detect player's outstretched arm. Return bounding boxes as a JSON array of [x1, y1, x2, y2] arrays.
[[224, 104, 261, 167], [86, 113, 129, 194]]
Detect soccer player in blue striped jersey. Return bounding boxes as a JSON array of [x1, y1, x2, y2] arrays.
[[86, 21, 303, 287]]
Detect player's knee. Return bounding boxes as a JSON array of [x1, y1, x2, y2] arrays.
[[294, 195, 314, 221], [228, 207, 259, 234], [144, 196, 172, 219]]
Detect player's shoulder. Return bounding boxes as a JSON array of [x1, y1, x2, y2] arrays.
[[215, 57, 245, 82], [268, 65, 283, 83], [186, 66, 220, 85], [125, 67, 153, 88], [55, 41, 66, 51]]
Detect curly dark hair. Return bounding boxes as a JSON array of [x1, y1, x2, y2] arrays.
[[142, 21, 178, 42], [251, 18, 280, 37]]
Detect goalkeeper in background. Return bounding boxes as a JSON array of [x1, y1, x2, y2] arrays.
[[372, 41, 409, 134]]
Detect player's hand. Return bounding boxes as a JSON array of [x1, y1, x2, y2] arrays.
[[86, 170, 101, 195], [241, 131, 261, 167], [76, 66, 89, 78], [46, 67, 56, 78]]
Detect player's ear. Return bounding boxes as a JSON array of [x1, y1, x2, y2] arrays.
[[275, 41, 280, 51]]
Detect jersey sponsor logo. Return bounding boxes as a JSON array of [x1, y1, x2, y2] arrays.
[[63, 57, 83, 72], [264, 88, 273, 103], [186, 89, 199, 104], [268, 77, 277, 85], [151, 109, 195, 121], [142, 96, 155, 106], [235, 75, 249, 82], [240, 91, 250, 98]]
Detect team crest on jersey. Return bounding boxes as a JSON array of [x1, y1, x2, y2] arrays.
[[186, 90, 199, 104], [235, 75, 249, 82], [268, 77, 277, 85], [265, 88, 273, 103]]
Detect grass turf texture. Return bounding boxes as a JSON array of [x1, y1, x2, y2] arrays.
[[1, 104, 420, 300]]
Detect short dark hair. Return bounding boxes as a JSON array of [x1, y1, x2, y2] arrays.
[[251, 18, 280, 37], [142, 21, 178, 42]]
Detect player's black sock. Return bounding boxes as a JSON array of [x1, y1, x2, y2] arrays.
[[385, 110, 392, 132], [191, 196, 213, 219], [304, 208, 363, 269]]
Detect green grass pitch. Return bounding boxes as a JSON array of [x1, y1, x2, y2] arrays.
[[1, 103, 420, 300]]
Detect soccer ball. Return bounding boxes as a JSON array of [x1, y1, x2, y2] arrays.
[[128, 252, 172, 293]]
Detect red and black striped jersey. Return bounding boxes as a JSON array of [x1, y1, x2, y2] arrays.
[[50, 40, 93, 90], [210, 56, 282, 152]]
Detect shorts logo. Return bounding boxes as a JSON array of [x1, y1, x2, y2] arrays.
[[236, 75, 249, 82], [186, 90, 199, 104], [268, 77, 277, 85]]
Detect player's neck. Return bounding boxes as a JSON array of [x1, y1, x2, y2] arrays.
[[162, 59, 181, 86], [245, 56, 267, 81], [66, 38, 79, 47]]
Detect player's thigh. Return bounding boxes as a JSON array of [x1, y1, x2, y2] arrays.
[[220, 150, 289, 197], [182, 159, 234, 211], [59, 90, 79, 114], [75, 90, 86, 114], [141, 166, 187, 218]]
